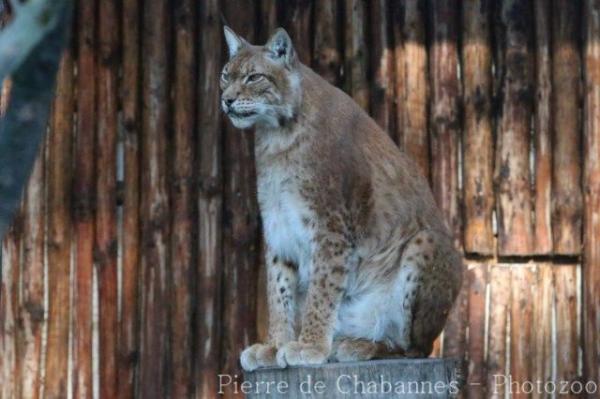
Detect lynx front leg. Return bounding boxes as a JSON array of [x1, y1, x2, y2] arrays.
[[240, 252, 297, 371], [277, 234, 351, 367]]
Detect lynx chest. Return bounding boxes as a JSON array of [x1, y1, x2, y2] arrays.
[[257, 165, 313, 271]]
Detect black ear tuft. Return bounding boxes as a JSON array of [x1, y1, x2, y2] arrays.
[[265, 28, 296, 65]]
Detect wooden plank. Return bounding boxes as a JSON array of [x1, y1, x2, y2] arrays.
[[118, 0, 141, 397], [221, 3, 261, 397], [243, 358, 465, 399], [428, 0, 464, 359], [583, 0, 600, 386], [461, 0, 494, 255], [1, 219, 21, 399], [390, 1, 405, 146], [196, 1, 224, 398], [466, 263, 487, 399], [0, 87, 11, 394], [96, 0, 119, 396], [494, 0, 534, 256], [510, 265, 535, 399], [553, 265, 578, 397], [18, 149, 45, 399], [533, 0, 553, 254], [313, 0, 341, 85], [72, 0, 96, 397], [258, 0, 278, 42], [255, 0, 278, 349], [442, 285, 467, 361], [139, 0, 171, 397], [44, 51, 74, 399], [170, 0, 196, 397], [394, 0, 429, 179], [491, 1, 505, 110], [282, 0, 312, 65], [487, 265, 511, 399], [531, 264, 553, 399], [369, 0, 394, 133], [428, 0, 461, 250], [344, 0, 369, 110], [551, 0, 583, 255]]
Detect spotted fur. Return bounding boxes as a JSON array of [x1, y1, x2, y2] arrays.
[[222, 27, 463, 371]]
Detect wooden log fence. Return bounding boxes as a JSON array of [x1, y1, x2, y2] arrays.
[[0, 1, 598, 398], [119, 0, 141, 397], [72, 0, 96, 395], [138, 1, 171, 397]]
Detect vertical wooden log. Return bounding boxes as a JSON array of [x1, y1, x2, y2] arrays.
[[491, 1, 505, 102], [390, 2, 405, 147], [443, 287, 467, 360], [44, 51, 74, 399], [171, 0, 195, 397], [533, 0, 553, 255], [369, 0, 394, 133], [18, 151, 44, 399], [0, 79, 15, 397], [118, 0, 141, 397], [1, 221, 20, 399], [313, 0, 341, 85], [462, 0, 494, 255], [393, 0, 430, 179], [583, 0, 600, 385], [256, 1, 278, 344], [344, 0, 369, 110], [466, 263, 487, 399], [551, 0, 583, 255], [428, 0, 464, 359], [196, 1, 224, 397], [510, 266, 534, 399], [531, 264, 553, 399], [487, 265, 511, 399], [96, 0, 119, 396], [72, 0, 96, 397], [258, 0, 277, 42], [282, 0, 312, 65], [494, 0, 534, 256], [139, 0, 171, 397], [0, 34, 16, 399], [428, 0, 461, 248], [221, 2, 260, 397], [553, 265, 578, 396], [395, 0, 430, 179]]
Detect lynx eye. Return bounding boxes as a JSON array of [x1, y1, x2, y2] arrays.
[[245, 73, 264, 84], [220, 72, 229, 84]]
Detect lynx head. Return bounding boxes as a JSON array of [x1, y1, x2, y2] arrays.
[[221, 26, 302, 129]]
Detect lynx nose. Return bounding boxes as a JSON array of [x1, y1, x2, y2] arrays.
[[223, 97, 235, 108]]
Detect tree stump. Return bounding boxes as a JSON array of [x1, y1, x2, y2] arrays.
[[240, 358, 465, 398]]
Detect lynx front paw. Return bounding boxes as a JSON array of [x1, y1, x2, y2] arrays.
[[240, 343, 278, 371], [276, 341, 329, 368]]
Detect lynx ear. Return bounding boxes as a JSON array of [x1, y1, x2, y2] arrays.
[[224, 26, 247, 58], [265, 28, 296, 65]]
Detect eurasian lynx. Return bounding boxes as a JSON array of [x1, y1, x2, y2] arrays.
[[220, 26, 462, 371]]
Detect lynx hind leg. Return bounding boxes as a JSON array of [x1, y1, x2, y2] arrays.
[[395, 230, 462, 357], [331, 338, 403, 362]]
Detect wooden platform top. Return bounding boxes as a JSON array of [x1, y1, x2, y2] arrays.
[[238, 358, 465, 399]]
